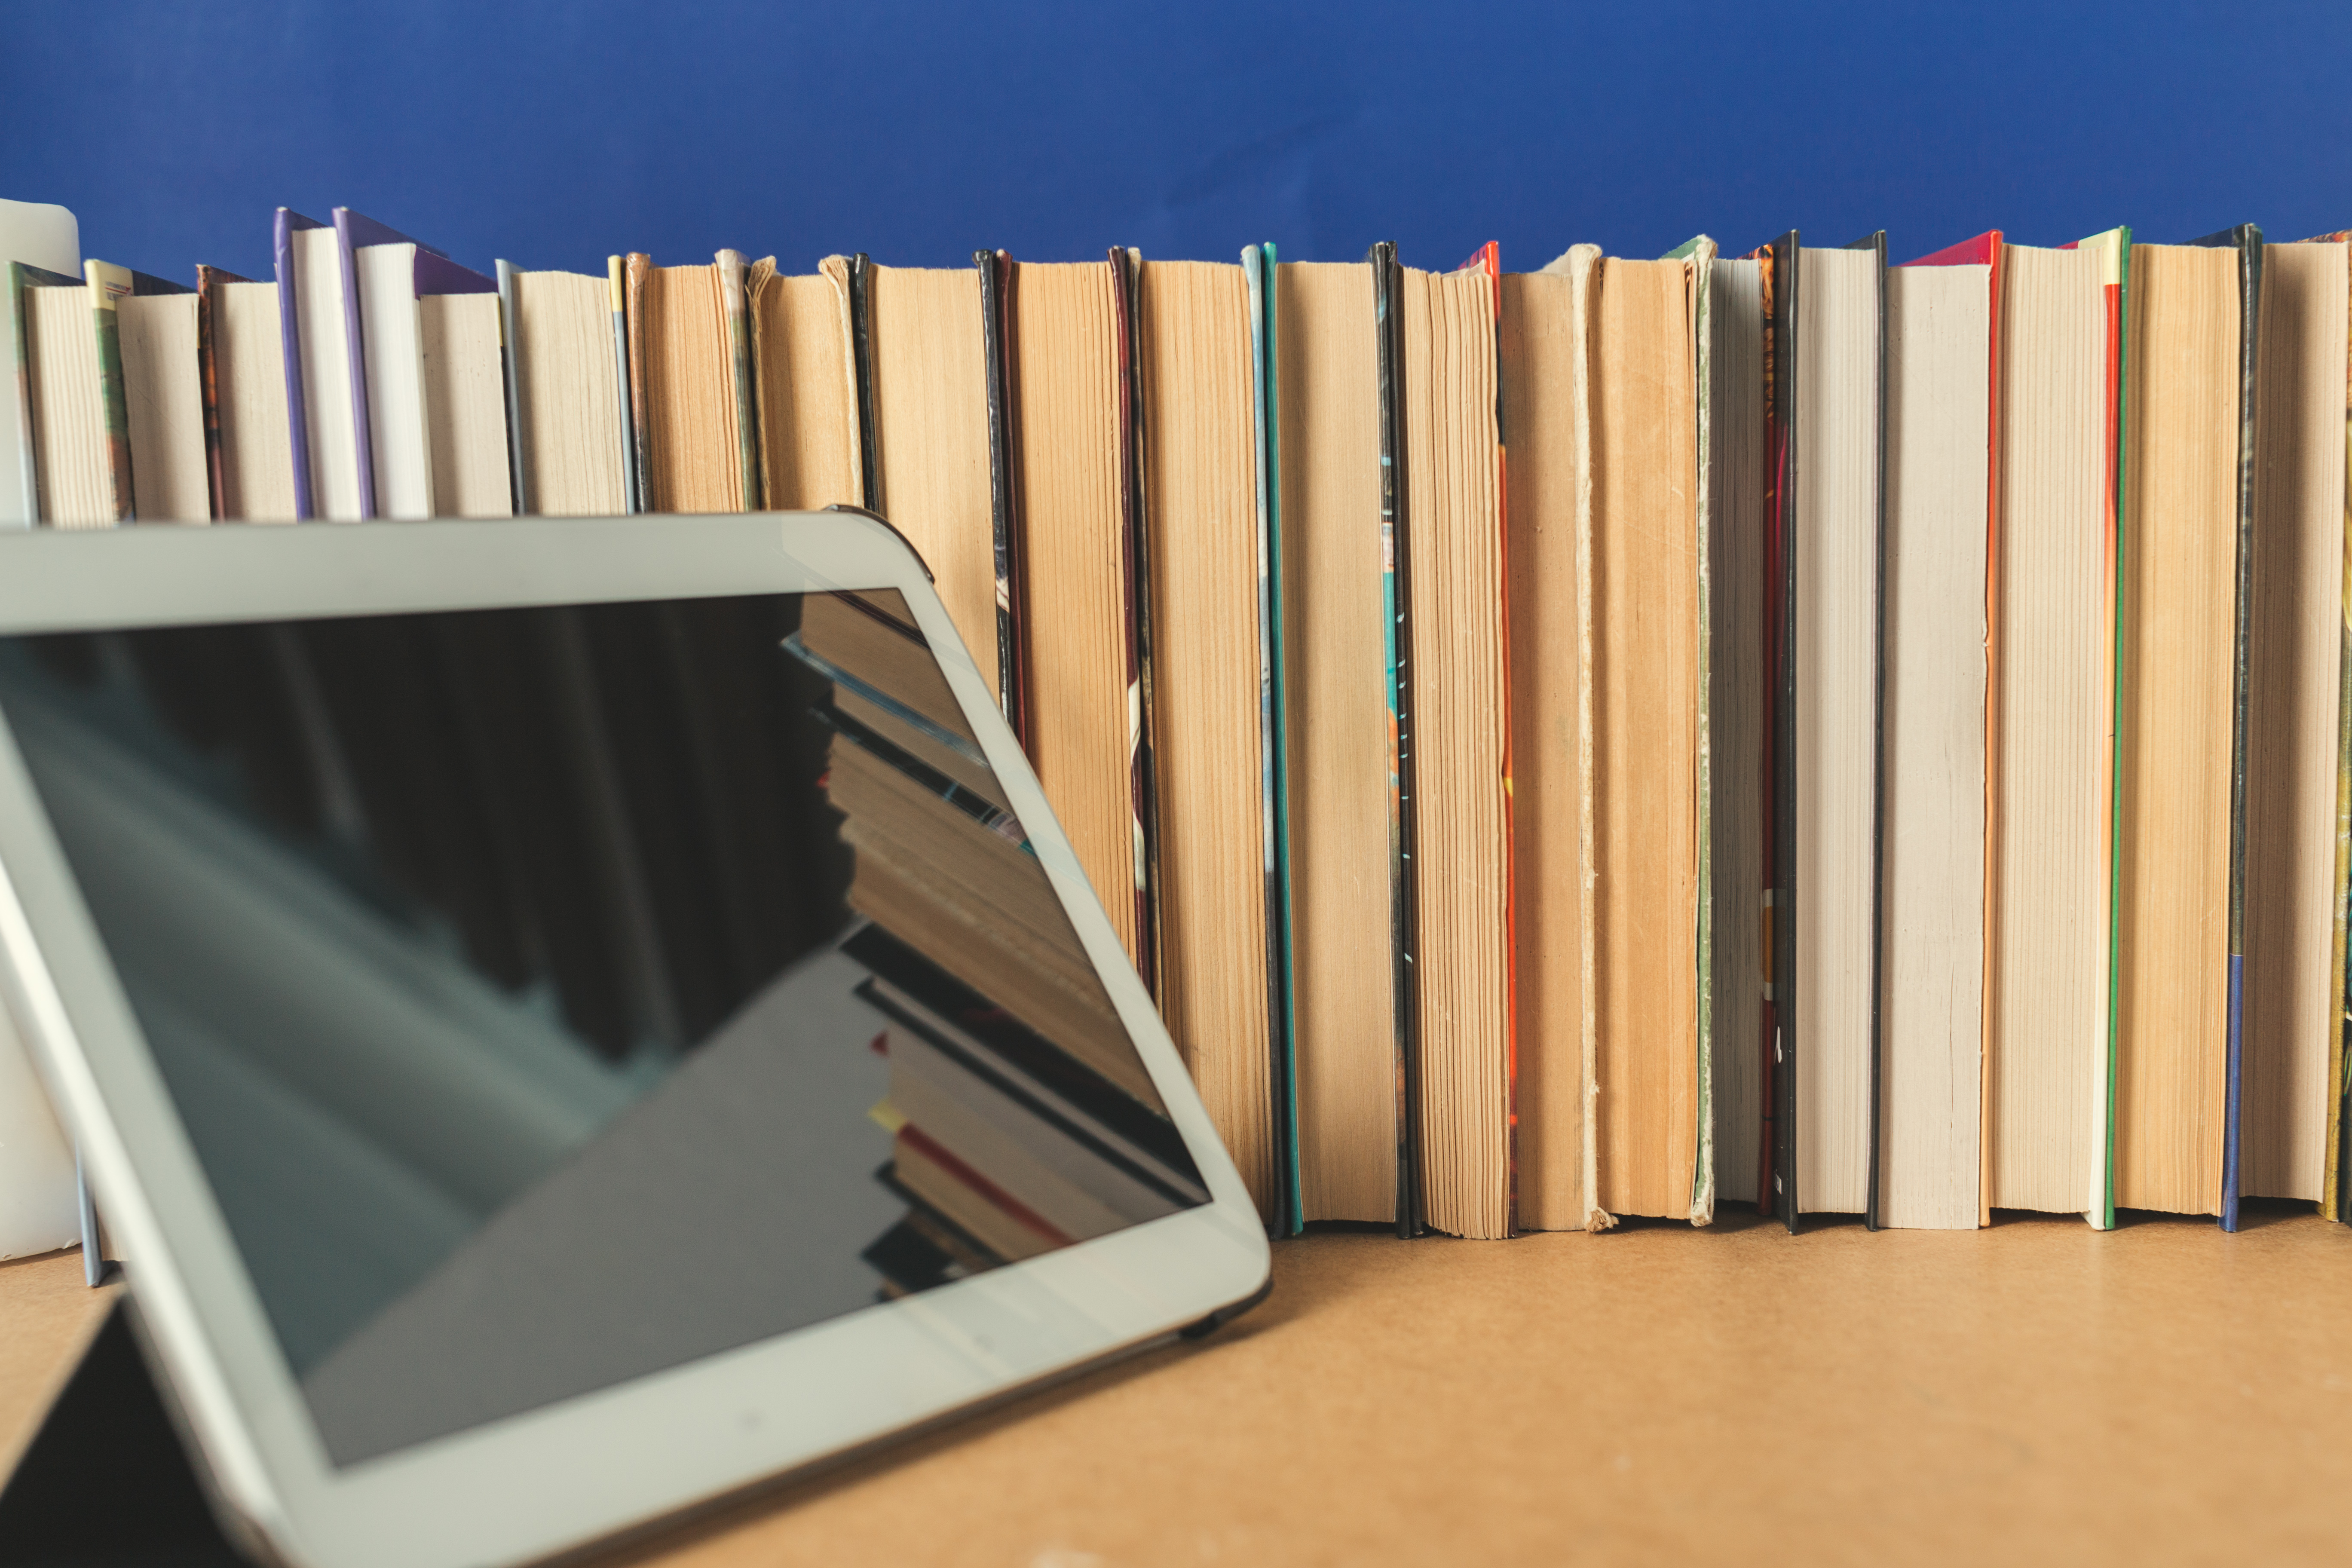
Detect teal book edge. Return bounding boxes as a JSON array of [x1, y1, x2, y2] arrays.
[[1247, 242, 1303, 1237]]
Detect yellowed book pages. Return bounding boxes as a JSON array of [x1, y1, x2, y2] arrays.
[[1278, 260, 1396, 1223], [628, 259, 744, 515], [1140, 258, 1275, 1219], [867, 265, 998, 699], [1401, 264, 1510, 1241], [2116, 242, 2239, 1216], [750, 261, 860, 512], [1014, 259, 1138, 968], [1589, 257, 1700, 1221], [2242, 238, 2349, 1200], [1501, 263, 1588, 1231]]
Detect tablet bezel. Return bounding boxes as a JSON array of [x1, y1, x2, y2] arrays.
[[0, 514, 1272, 1568]]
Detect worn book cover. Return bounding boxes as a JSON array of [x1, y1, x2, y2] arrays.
[[2186, 223, 2264, 1232], [2302, 227, 2352, 1225], [1664, 233, 1725, 1225], [1244, 241, 1300, 1236], [1366, 240, 1422, 1238], [1749, 230, 1800, 1228], [606, 256, 639, 514], [194, 264, 251, 523]]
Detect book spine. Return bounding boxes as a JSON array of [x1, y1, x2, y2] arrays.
[[332, 210, 378, 521], [1681, 236, 1719, 1228], [1369, 241, 1423, 1239], [606, 256, 639, 515], [848, 254, 883, 519], [82, 261, 135, 523], [2100, 228, 2129, 1233], [495, 260, 530, 514], [975, 250, 1027, 740], [2331, 235, 2352, 1225], [274, 209, 315, 521], [623, 254, 655, 514], [195, 266, 232, 521], [717, 249, 760, 511], [1247, 242, 1302, 1237], [2222, 226, 2265, 1233], [1768, 231, 1802, 1232], [1109, 248, 1162, 1004]]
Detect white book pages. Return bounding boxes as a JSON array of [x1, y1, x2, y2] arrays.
[[1879, 262, 1990, 1229], [1793, 246, 1879, 1215], [293, 224, 364, 520], [120, 292, 208, 523], [0, 197, 78, 527], [358, 242, 432, 520]]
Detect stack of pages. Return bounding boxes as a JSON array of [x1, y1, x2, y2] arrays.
[[10, 191, 2352, 1240]]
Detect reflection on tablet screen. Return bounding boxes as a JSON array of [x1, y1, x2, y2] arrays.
[[0, 590, 1205, 1466]]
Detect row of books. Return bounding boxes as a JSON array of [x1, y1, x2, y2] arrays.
[[7, 194, 2349, 1240]]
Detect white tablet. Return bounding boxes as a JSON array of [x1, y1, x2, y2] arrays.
[[0, 512, 1270, 1568]]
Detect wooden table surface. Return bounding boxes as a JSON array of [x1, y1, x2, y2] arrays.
[[7, 1211, 2351, 1564]]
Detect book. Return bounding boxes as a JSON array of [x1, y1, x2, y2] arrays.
[[622, 251, 759, 514], [111, 264, 207, 522], [498, 263, 629, 516], [997, 253, 1153, 979], [2115, 228, 2258, 1224], [1137, 255, 1280, 1221], [1400, 248, 1511, 1240], [2240, 236, 2348, 1205], [352, 234, 502, 518], [18, 264, 110, 527], [850, 258, 1000, 706], [1985, 227, 2126, 1225], [1276, 254, 1398, 1226], [1878, 235, 1996, 1229], [746, 257, 859, 512], [1703, 247, 1770, 1213], [1785, 233, 1886, 1224], [0, 198, 78, 527], [273, 208, 348, 520], [201, 267, 297, 522]]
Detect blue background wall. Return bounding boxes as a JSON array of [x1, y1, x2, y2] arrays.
[[9, 1, 2349, 282]]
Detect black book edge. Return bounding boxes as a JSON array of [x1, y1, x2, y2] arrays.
[[1767, 230, 1803, 1233], [1108, 247, 1164, 1003], [493, 259, 530, 516], [193, 264, 251, 524], [974, 248, 1029, 744], [2187, 223, 2263, 1232], [847, 253, 883, 519], [1367, 241, 1423, 1239], [1851, 230, 1889, 1232]]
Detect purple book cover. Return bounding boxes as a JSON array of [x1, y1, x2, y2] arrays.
[[332, 209, 493, 521], [273, 208, 325, 520]]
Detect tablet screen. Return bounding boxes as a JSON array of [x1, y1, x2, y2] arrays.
[[0, 589, 1205, 1465]]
